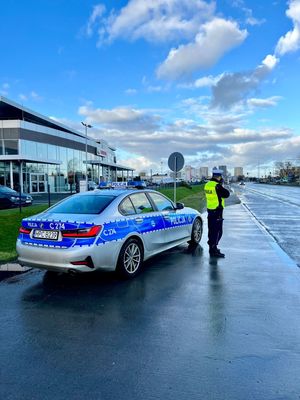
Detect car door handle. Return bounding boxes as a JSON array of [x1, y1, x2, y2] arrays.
[[135, 217, 143, 224], [163, 215, 170, 221]]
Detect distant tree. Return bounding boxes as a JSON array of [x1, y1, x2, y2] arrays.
[[275, 161, 294, 178]]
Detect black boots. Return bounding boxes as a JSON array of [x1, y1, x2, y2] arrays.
[[209, 246, 225, 258]]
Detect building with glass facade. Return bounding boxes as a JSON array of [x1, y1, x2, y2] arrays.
[[0, 97, 134, 193]]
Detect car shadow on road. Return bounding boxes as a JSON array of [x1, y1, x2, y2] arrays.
[[20, 243, 205, 311]]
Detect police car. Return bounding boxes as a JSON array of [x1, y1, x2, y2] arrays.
[[17, 189, 202, 278]]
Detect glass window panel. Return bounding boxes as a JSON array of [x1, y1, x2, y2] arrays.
[[48, 144, 57, 160], [22, 140, 37, 158], [3, 128, 19, 139], [49, 194, 116, 214], [39, 182, 45, 192], [148, 192, 174, 211], [130, 193, 154, 214], [119, 197, 136, 216], [4, 139, 19, 155], [37, 142, 47, 160]]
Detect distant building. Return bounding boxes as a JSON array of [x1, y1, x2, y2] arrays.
[[199, 167, 208, 179], [184, 165, 196, 181], [219, 165, 227, 177], [234, 167, 244, 177], [0, 96, 134, 193]]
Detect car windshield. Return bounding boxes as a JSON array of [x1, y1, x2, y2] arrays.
[[48, 195, 116, 214], [0, 186, 16, 194]]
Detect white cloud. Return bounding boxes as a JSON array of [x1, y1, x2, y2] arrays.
[[194, 75, 220, 88], [94, 0, 215, 44], [86, 2, 247, 81], [125, 88, 137, 95], [0, 83, 9, 96], [147, 85, 163, 93], [231, 0, 265, 26], [156, 18, 247, 80], [30, 91, 42, 101], [210, 55, 279, 109], [179, 74, 224, 89], [225, 135, 300, 168], [75, 99, 298, 173], [18, 91, 42, 102], [275, 0, 300, 55], [247, 96, 282, 108], [78, 104, 161, 131], [86, 4, 106, 37], [117, 154, 156, 172], [179, 54, 277, 91], [262, 54, 279, 70], [19, 94, 28, 102]]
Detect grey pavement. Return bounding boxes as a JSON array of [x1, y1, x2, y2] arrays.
[[1, 203, 300, 399]]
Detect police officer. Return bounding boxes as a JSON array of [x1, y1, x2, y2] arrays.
[[204, 168, 230, 257]]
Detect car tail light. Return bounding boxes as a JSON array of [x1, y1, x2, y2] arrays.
[[62, 225, 102, 238], [19, 226, 32, 234], [70, 256, 95, 269]]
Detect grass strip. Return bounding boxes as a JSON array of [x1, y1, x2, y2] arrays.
[[159, 184, 205, 212], [0, 205, 48, 264]]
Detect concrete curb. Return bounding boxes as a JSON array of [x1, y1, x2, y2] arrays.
[[0, 263, 31, 272]]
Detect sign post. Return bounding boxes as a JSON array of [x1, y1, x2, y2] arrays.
[[168, 152, 185, 204]]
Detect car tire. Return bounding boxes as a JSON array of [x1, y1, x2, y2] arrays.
[[116, 238, 144, 279], [189, 217, 202, 245]]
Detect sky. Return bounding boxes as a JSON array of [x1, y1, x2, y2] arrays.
[[1, 0, 300, 176]]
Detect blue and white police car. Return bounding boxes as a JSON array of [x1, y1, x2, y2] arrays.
[[17, 189, 202, 278]]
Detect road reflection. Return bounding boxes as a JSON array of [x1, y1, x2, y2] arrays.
[[208, 259, 227, 339]]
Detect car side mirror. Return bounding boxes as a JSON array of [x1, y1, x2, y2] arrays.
[[175, 202, 184, 210]]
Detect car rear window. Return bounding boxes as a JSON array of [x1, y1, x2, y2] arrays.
[[48, 195, 116, 214]]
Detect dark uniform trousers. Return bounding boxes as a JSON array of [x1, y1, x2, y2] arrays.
[[207, 207, 223, 248]]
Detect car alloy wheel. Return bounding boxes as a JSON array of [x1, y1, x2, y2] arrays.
[[190, 218, 202, 245], [117, 238, 143, 278]]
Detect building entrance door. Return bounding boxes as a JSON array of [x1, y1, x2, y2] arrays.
[[30, 173, 46, 193]]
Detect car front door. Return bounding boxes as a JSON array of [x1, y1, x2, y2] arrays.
[[147, 192, 189, 244]]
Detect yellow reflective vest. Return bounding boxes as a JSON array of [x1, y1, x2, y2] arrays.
[[204, 180, 225, 210]]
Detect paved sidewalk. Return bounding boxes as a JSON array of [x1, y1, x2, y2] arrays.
[[196, 203, 300, 399]]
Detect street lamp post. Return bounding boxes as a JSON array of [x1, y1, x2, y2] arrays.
[[81, 122, 92, 191]]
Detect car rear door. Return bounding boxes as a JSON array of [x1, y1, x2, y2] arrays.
[[124, 192, 166, 252]]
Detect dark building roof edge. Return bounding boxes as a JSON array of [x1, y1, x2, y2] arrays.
[[0, 96, 85, 139]]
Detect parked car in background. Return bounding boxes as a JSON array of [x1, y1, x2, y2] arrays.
[[0, 185, 33, 209], [88, 181, 98, 191], [127, 180, 147, 189], [17, 189, 202, 279]]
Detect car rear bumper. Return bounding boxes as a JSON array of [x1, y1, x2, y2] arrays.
[[16, 240, 118, 273]]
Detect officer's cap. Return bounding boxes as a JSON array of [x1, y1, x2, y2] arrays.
[[212, 167, 223, 176]]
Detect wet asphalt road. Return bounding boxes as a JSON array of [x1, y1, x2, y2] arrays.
[[1, 203, 300, 399], [235, 183, 300, 267]]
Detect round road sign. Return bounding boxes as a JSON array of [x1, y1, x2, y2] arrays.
[[168, 152, 185, 172]]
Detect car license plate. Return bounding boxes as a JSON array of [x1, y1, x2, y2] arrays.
[[33, 230, 59, 240]]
